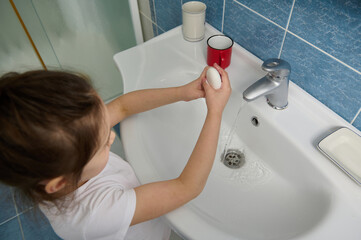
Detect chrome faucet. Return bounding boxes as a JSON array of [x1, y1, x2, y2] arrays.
[[243, 58, 291, 110]]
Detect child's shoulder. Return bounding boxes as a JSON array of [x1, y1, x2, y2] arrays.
[[80, 152, 139, 195], [106, 152, 137, 179], [40, 152, 139, 220]]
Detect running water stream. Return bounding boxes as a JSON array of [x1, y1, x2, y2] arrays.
[[222, 101, 246, 159], [215, 101, 272, 186]]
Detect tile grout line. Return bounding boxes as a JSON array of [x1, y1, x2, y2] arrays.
[[0, 206, 34, 227], [233, 0, 361, 76], [350, 107, 361, 125], [16, 215, 25, 240], [152, 0, 157, 25], [278, 0, 296, 58], [286, 31, 361, 75], [233, 0, 286, 30], [140, 11, 161, 30], [221, 0, 226, 32], [11, 189, 25, 240], [139, 11, 165, 34], [0, 215, 18, 227], [152, 0, 159, 35]]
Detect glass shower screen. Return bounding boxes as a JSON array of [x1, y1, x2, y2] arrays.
[[13, 0, 137, 101]]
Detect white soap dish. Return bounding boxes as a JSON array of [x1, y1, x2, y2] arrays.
[[318, 127, 361, 185]]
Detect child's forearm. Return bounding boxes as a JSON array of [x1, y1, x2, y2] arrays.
[[107, 87, 183, 127], [107, 71, 206, 127], [121, 87, 183, 115], [178, 111, 222, 197]]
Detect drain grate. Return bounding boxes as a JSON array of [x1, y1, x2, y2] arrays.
[[222, 149, 245, 169]]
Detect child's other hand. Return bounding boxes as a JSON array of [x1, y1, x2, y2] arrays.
[[181, 66, 209, 102], [202, 63, 231, 115]]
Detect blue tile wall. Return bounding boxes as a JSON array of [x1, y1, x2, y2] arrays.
[[354, 110, 361, 130], [148, 0, 361, 131], [113, 123, 121, 138], [0, 218, 23, 239], [289, 0, 361, 71], [154, 0, 182, 32], [152, 23, 159, 36], [149, 0, 156, 24], [0, 185, 16, 224], [0, 184, 60, 240], [282, 33, 361, 122], [20, 209, 61, 240], [237, 0, 293, 27], [224, 0, 285, 60]]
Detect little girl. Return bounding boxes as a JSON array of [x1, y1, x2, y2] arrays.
[[0, 64, 231, 240]]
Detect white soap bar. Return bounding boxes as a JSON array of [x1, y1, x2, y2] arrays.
[[206, 67, 222, 89]]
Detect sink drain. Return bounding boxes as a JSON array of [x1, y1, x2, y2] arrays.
[[222, 149, 245, 169]]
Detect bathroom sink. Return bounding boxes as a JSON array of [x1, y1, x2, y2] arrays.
[[114, 24, 361, 240]]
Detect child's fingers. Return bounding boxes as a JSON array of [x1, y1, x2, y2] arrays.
[[200, 66, 210, 79], [202, 77, 212, 93], [213, 63, 228, 80], [213, 63, 225, 75], [213, 63, 230, 88]]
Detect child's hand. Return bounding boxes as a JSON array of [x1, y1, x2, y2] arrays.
[[202, 63, 231, 115], [181, 67, 209, 102]]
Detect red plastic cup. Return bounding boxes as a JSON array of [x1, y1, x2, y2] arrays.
[[207, 35, 234, 69]]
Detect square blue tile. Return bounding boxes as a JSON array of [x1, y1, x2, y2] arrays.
[[151, 24, 165, 37], [20, 208, 61, 240], [12, 189, 34, 215], [0, 185, 16, 224], [149, 0, 156, 23], [151, 22, 159, 37], [223, 0, 285, 60], [236, 0, 294, 27], [352, 110, 361, 131], [156, 24, 165, 36], [183, 0, 224, 31], [289, 0, 361, 71], [281, 33, 361, 122], [0, 217, 23, 240], [112, 123, 121, 138], [154, 0, 182, 32]]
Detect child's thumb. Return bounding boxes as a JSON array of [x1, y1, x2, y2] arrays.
[[202, 78, 211, 92]]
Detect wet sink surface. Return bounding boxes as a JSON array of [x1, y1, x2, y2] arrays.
[[114, 24, 361, 239]]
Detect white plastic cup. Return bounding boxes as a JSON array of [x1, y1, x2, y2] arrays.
[[182, 1, 207, 42]]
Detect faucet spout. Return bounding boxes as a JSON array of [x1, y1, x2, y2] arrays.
[[243, 75, 279, 101], [242, 58, 291, 110]]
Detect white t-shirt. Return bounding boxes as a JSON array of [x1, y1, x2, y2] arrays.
[[40, 152, 171, 240]]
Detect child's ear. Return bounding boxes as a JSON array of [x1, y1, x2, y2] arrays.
[[44, 176, 67, 194]]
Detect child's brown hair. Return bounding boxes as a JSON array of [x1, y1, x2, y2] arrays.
[[0, 70, 103, 206]]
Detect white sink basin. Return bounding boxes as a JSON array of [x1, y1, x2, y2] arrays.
[[114, 24, 361, 240]]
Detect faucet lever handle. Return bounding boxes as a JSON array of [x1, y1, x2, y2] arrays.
[[262, 58, 291, 77]]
